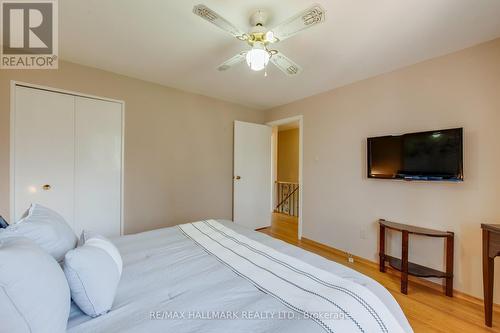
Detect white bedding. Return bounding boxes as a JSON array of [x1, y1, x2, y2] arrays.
[[180, 220, 407, 332], [67, 220, 412, 333]]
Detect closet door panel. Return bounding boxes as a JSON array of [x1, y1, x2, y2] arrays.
[[75, 97, 122, 236], [14, 87, 75, 224]]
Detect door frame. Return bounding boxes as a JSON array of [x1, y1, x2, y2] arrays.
[[266, 115, 303, 239], [10, 81, 126, 235]]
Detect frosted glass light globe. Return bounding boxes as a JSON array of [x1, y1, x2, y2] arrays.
[[246, 44, 270, 71]]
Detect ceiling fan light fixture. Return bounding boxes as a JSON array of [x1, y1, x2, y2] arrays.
[[193, 4, 325, 75], [265, 30, 276, 43], [246, 43, 270, 71]]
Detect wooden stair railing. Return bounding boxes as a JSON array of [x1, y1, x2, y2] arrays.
[[275, 181, 299, 217]]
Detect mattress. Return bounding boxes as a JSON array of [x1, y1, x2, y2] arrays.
[[67, 220, 412, 333]]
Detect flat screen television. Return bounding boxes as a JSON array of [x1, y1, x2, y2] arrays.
[[367, 128, 463, 181]]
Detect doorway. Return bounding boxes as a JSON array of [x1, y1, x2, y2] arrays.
[[268, 116, 303, 239], [232, 117, 303, 239]]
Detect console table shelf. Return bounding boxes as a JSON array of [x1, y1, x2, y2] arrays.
[[385, 255, 449, 279], [378, 219, 454, 296]]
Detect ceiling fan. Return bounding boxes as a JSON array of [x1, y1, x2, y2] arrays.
[[192, 4, 326, 76]]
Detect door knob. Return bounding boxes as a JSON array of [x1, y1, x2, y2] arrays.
[[234, 176, 241, 180], [42, 184, 52, 191]]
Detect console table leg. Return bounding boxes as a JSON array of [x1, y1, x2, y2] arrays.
[[483, 229, 494, 327], [379, 225, 386, 272], [445, 234, 454, 297], [401, 230, 409, 295]]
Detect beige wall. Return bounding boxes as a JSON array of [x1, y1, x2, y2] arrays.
[[265, 38, 500, 301], [0, 61, 264, 234], [277, 128, 299, 183]]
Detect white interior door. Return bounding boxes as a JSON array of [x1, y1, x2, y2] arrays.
[[74, 97, 123, 237], [13, 86, 75, 224], [233, 121, 272, 230]]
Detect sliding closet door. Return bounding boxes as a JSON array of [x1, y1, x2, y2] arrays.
[[74, 97, 122, 237], [13, 86, 75, 223]]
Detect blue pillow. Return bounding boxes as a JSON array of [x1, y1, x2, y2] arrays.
[[0, 216, 8, 229]]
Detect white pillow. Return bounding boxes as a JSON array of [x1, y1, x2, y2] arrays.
[[79, 231, 123, 274], [0, 204, 77, 262], [63, 231, 122, 317], [0, 237, 71, 333]]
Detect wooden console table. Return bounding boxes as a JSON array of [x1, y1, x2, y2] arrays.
[[482, 223, 500, 327], [379, 219, 454, 296]]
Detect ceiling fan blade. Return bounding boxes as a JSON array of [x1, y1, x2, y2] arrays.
[[217, 52, 247, 71], [269, 4, 326, 42], [193, 4, 246, 39], [270, 52, 302, 76]]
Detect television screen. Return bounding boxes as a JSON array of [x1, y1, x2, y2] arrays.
[[367, 128, 463, 181]]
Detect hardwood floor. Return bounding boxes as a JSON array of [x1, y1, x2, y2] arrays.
[[259, 213, 499, 333]]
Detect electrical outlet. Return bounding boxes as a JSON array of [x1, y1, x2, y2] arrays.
[[346, 253, 354, 263]]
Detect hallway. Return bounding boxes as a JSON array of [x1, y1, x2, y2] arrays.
[[260, 212, 298, 240]]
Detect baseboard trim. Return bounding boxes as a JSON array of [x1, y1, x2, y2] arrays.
[[300, 236, 500, 311]]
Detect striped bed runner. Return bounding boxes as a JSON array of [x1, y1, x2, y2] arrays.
[[178, 220, 408, 333]]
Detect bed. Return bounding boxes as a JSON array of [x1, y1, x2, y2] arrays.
[[67, 220, 413, 333]]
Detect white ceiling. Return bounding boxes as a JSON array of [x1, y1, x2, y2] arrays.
[[60, 0, 500, 110]]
